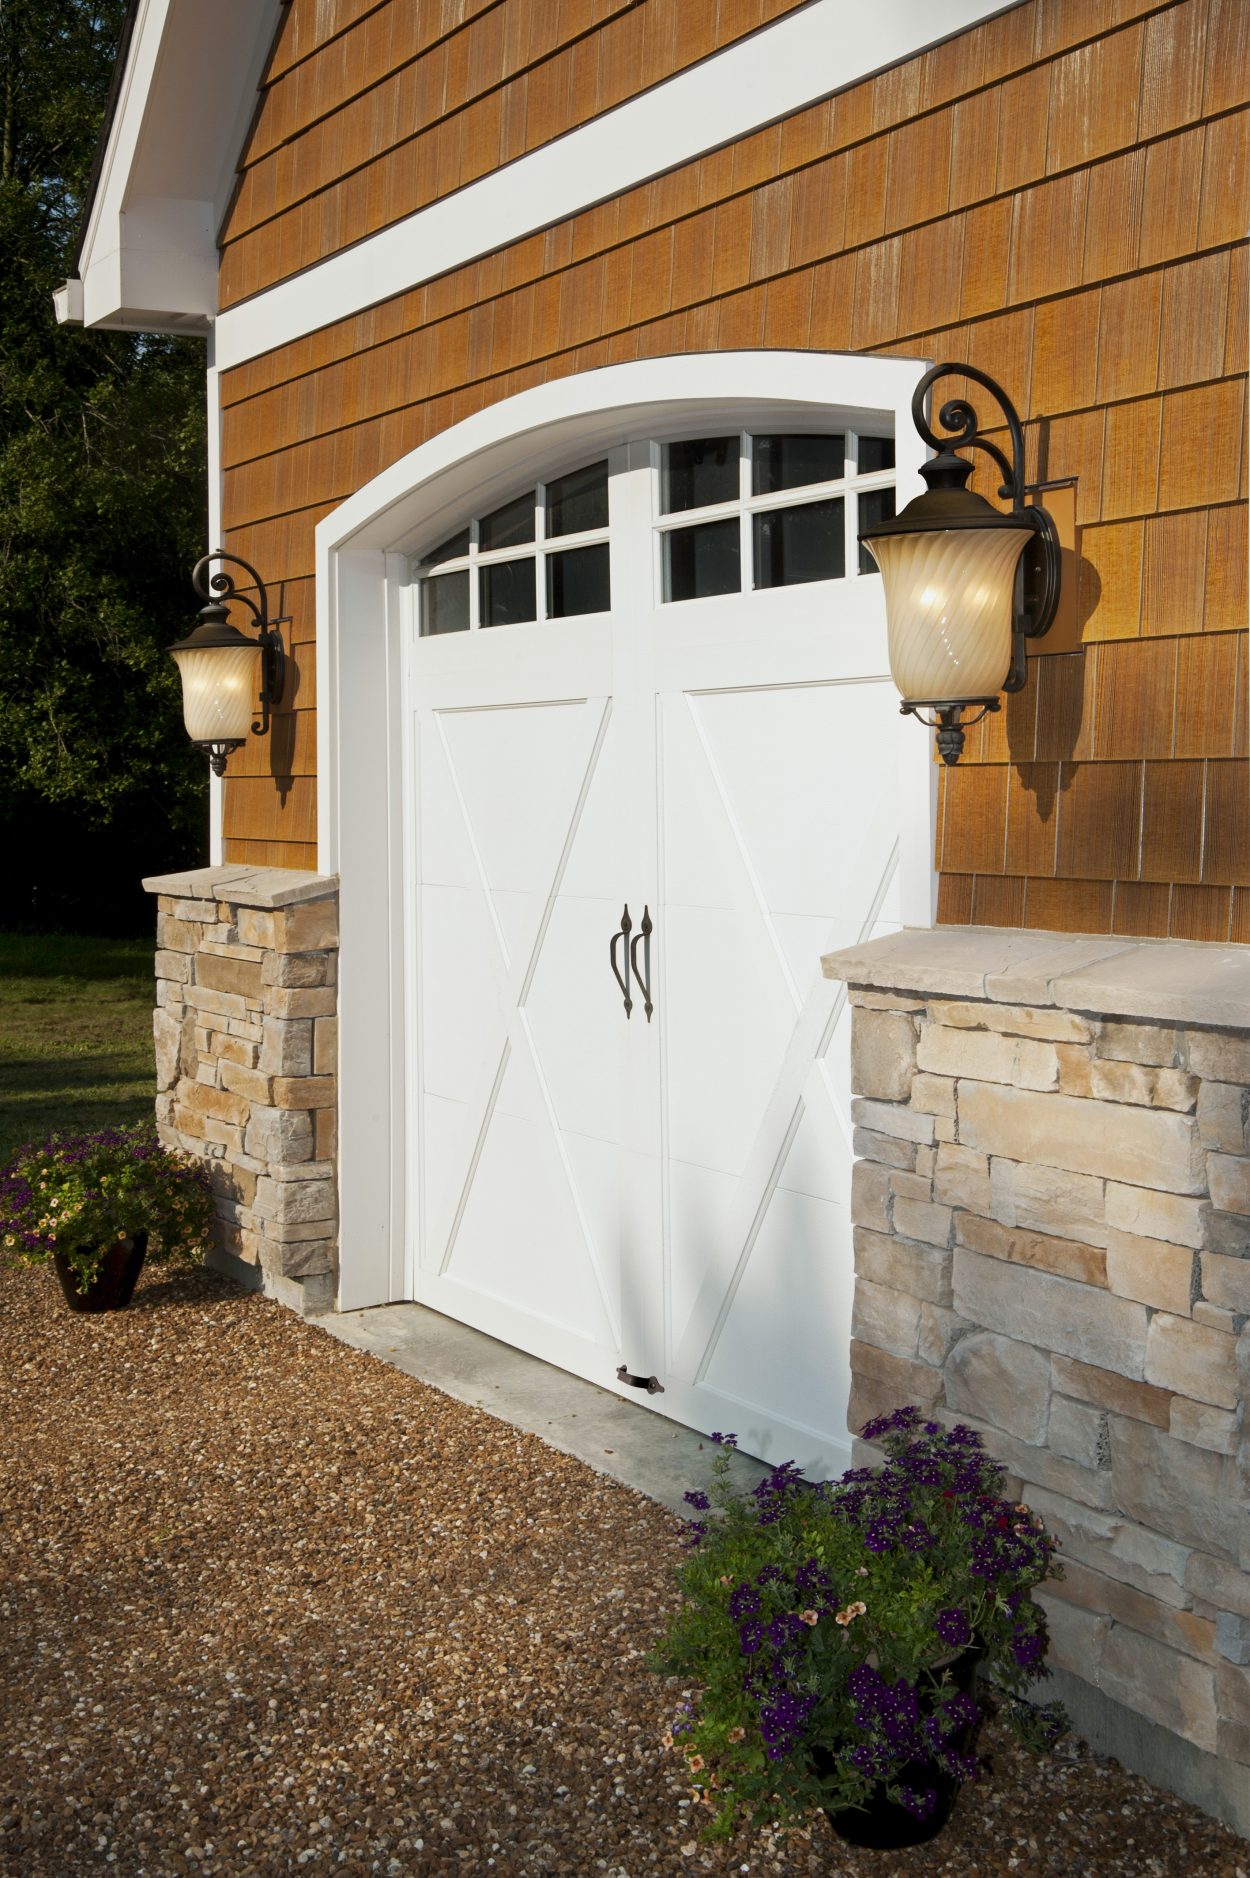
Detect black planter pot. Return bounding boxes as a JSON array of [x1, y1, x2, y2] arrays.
[[52, 1232, 148, 1312], [814, 1649, 983, 1851], [819, 1755, 962, 1850]]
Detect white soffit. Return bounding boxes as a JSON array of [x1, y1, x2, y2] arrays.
[[214, 0, 1014, 371], [64, 0, 281, 335]]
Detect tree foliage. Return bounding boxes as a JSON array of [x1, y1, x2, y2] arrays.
[[0, 0, 208, 923]]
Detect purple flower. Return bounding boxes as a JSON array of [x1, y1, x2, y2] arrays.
[[848, 1664, 885, 1704], [683, 1490, 710, 1511], [759, 1688, 816, 1759], [766, 1612, 806, 1651], [1012, 1628, 1044, 1668], [728, 1584, 761, 1622], [935, 1608, 971, 1649], [739, 1619, 765, 1656]]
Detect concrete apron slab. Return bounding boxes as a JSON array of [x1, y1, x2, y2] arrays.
[[318, 1301, 768, 1518]]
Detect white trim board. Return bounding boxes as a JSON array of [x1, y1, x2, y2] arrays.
[[215, 0, 1012, 372], [315, 350, 937, 1311], [67, 0, 282, 334]]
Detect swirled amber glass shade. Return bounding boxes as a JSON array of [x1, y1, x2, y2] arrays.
[[171, 643, 261, 743], [862, 526, 1029, 703]]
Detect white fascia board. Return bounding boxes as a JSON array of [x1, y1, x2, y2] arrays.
[[65, 0, 281, 335], [217, 0, 1013, 371]]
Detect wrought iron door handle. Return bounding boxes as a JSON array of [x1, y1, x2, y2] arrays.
[[617, 1365, 664, 1394], [629, 905, 654, 1022], [609, 904, 633, 1017]]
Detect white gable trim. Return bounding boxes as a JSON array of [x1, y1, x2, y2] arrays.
[[315, 350, 937, 1310], [211, 0, 1012, 369], [63, 0, 281, 335]]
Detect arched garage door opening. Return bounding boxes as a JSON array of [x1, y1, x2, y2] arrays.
[[317, 352, 935, 1474]]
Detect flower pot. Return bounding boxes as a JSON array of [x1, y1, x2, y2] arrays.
[[814, 1648, 983, 1850], [52, 1232, 148, 1312], [819, 1755, 962, 1849]]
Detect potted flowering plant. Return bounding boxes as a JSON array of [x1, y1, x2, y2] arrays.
[[653, 1407, 1066, 1850], [1, 1123, 213, 1312]]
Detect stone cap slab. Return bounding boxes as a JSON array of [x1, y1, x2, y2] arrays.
[[142, 863, 338, 909], [823, 927, 1250, 1031]]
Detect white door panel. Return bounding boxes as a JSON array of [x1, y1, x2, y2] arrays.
[[661, 901, 799, 1178], [404, 438, 918, 1472], [410, 654, 642, 1382]]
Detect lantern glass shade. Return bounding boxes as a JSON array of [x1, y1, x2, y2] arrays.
[[862, 524, 1031, 703], [171, 641, 262, 744]]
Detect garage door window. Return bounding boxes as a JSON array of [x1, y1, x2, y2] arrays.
[[415, 431, 896, 633], [418, 460, 611, 634], [658, 430, 895, 603]]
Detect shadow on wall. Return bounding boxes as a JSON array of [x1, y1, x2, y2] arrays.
[[1008, 548, 1100, 825]]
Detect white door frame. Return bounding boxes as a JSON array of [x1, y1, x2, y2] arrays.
[[315, 351, 937, 1311]]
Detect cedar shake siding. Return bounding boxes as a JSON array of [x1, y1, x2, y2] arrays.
[[218, 0, 1250, 938]]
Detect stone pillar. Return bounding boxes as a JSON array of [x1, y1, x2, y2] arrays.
[[143, 864, 339, 1315], [823, 927, 1250, 1839]]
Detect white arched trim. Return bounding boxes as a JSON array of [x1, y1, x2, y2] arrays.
[[315, 350, 937, 1309]]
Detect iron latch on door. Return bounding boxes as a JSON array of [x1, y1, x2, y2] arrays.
[[608, 903, 654, 1020], [609, 903, 633, 1017], [617, 1365, 665, 1394]]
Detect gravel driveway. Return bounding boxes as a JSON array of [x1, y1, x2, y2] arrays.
[[1, 1256, 1246, 1877]]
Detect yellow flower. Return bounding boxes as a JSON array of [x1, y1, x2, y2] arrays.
[[835, 1601, 867, 1627], [727, 1727, 745, 1744], [688, 1756, 704, 1774], [800, 1609, 819, 1627]]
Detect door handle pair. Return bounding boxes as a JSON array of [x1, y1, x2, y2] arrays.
[[609, 903, 653, 1021]]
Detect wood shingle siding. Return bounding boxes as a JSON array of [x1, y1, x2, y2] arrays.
[[220, 0, 1249, 936], [219, 0, 808, 307]]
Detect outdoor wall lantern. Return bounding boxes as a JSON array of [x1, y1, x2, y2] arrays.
[[858, 362, 1061, 764], [168, 552, 287, 776]]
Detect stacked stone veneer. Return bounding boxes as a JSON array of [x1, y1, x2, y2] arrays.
[[144, 865, 339, 1315], [824, 928, 1250, 1836]]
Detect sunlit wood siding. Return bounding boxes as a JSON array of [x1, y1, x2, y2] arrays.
[[220, 0, 1249, 943], [218, 0, 808, 307]]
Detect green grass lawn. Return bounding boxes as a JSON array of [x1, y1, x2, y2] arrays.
[[0, 933, 156, 1165]]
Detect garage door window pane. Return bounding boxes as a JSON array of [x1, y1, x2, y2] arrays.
[[662, 437, 738, 514], [858, 488, 896, 573], [481, 559, 536, 627], [479, 492, 535, 551], [752, 433, 845, 495], [753, 499, 844, 589], [422, 527, 471, 567], [547, 544, 610, 618], [421, 571, 469, 635], [663, 520, 741, 601], [858, 435, 895, 474], [547, 461, 608, 537]]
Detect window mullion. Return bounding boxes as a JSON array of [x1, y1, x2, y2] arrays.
[[534, 487, 547, 623], [740, 431, 752, 593]]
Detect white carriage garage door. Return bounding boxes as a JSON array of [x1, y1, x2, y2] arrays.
[[403, 425, 913, 1475]]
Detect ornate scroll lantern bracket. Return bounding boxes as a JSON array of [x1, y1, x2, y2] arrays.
[[170, 551, 289, 776], [860, 361, 1063, 765]]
